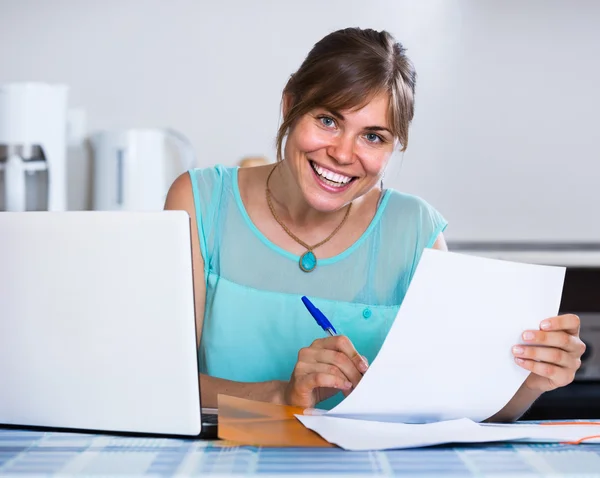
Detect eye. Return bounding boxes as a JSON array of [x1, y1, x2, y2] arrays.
[[318, 115, 336, 128], [365, 133, 384, 144]]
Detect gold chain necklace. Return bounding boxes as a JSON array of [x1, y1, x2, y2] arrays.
[[265, 163, 352, 272]]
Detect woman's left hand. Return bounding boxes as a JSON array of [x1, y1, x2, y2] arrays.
[[512, 314, 586, 392]]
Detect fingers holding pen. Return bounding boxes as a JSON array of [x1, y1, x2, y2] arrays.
[[289, 296, 370, 407], [300, 296, 369, 375], [301, 339, 365, 388], [312, 335, 369, 373]]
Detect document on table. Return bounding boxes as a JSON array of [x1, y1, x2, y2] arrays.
[[295, 249, 568, 450], [296, 416, 600, 451]]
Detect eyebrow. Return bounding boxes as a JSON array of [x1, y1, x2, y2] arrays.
[[326, 109, 393, 136]]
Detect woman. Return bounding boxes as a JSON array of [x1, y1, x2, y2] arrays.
[[165, 27, 585, 419]]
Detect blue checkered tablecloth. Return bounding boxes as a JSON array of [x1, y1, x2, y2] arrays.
[[1, 428, 600, 476]]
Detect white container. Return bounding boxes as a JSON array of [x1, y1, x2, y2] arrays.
[[90, 128, 196, 211], [0, 83, 69, 211]]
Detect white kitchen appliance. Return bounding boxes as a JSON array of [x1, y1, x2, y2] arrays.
[[90, 129, 196, 211], [0, 83, 69, 211]]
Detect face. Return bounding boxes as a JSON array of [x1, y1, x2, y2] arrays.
[[283, 92, 396, 212]]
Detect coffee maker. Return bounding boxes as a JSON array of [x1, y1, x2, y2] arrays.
[[0, 83, 68, 211]]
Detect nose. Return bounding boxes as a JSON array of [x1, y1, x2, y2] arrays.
[[327, 134, 355, 165]]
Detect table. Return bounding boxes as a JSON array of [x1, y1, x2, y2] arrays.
[[1, 428, 600, 477]]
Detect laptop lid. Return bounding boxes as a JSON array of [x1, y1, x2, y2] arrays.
[[0, 211, 202, 437]]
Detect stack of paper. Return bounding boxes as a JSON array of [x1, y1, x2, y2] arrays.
[[295, 250, 600, 450]]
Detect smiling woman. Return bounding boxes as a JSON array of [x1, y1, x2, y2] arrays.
[[275, 92, 394, 216], [164, 27, 584, 419]]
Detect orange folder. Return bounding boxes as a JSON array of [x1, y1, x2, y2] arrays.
[[217, 394, 333, 447]]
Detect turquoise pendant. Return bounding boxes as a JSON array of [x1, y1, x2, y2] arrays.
[[299, 251, 317, 272]]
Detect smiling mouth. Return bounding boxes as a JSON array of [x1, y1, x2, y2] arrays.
[[310, 160, 356, 188]]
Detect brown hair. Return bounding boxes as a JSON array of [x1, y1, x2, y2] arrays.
[[276, 27, 417, 162]]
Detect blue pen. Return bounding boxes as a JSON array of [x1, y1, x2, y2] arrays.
[[301, 296, 337, 336]]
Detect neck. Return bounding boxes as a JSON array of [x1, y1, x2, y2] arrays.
[[267, 161, 349, 228]]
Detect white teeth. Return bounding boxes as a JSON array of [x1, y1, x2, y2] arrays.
[[312, 162, 352, 185]]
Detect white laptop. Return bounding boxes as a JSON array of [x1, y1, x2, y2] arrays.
[[0, 211, 217, 438]]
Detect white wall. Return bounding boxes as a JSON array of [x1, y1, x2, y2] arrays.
[[1, 0, 598, 242]]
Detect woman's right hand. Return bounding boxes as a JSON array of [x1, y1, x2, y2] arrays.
[[283, 335, 369, 409]]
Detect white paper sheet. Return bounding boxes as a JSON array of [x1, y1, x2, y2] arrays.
[[296, 415, 600, 451], [481, 422, 600, 444], [296, 415, 529, 451], [328, 249, 566, 423]]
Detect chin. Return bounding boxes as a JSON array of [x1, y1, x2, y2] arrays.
[[302, 180, 358, 213], [303, 194, 348, 213]]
